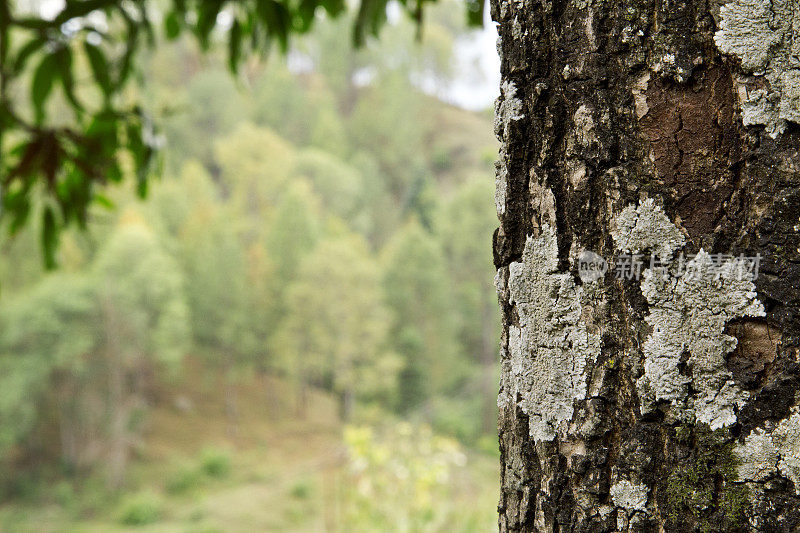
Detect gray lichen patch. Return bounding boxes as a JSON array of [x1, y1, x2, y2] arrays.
[[775, 410, 800, 492], [495, 160, 508, 217], [610, 479, 649, 513], [494, 81, 524, 141], [736, 409, 800, 493], [504, 224, 600, 442], [493, 81, 524, 218], [511, 16, 524, 41], [714, 0, 783, 71], [529, 176, 558, 231], [736, 428, 780, 482], [714, 0, 800, 136], [611, 198, 685, 259], [570, 105, 597, 151], [631, 72, 651, 119], [639, 251, 765, 429]]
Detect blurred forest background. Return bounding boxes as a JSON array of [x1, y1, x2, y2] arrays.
[[0, 1, 500, 531]]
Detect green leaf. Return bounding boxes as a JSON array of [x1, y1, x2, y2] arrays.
[[93, 193, 115, 210], [84, 42, 112, 96], [296, 0, 317, 32], [84, 110, 121, 171], [228, 19, 242, 73], [115, 23, 139, 91], [465, 0, 484, 26], [353, 0, 388, 46], [164, 11, 181, 39], [42, 206, 59, 269], [320, 0, 345, 18], [7, 197, 31, 236], [136, 3, 156, 45], [56, 47, 83, 115], [55, 0, 110, 25], [40, 131, 61, 187], [0, 101, 13, 130], [195, 1, 223, 50], [126, 116, 154, 198], [257, 0, 290, 52], [31, 53, 58, 123], [13, 17, 50, 30], [12, 37, 46, 74]]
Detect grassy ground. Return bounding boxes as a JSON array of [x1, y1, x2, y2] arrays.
[[0, 360, 499, 532]]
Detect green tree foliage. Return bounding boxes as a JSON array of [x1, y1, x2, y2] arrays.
[[436, 178, 500, 435], [88, 210, 190, 486], [179, 202, 247, 360], [0, 207, 48, 294], [0, 274, 94, 461], [348, 151, 400, 247], [0, 210, 188, 487], [239, 240, 279, 371], [273, 233, 399, 419], [93, 210, 189, 372], [436, 178, 499, 358], [164, 69, 247, 170], [251, 63, 346, 157], [348, 74, 429, 198], [293, 148, 364, 223], [214, 122, 296, 216], [145, 160, 217, 247], [381, 219, 461, 412], [265, 180, 321, 301]]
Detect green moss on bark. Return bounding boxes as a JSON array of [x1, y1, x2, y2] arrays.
[[665, 426, 749, 531]]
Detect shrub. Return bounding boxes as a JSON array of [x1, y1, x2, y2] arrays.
[[166, 464, 202, 494], [117, 492, 164, 526], [53, 480, 76, 507], [289, 480, 311, 500], [199, 448, 231, 478]]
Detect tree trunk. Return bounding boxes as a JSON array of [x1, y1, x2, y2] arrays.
[[55, 371, 79, 475], [106, 356, 130, 491], [339, 388, 354, 422], [101, 296, 130, 491], [224, 358, 240, 439], [492, 0, 800, 531], [262, 370, 282, 421]]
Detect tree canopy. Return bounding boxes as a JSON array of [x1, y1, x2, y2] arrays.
[[0, 0, 485, 266]]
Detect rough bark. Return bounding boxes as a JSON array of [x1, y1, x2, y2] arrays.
[[492, 0, 800, 531]]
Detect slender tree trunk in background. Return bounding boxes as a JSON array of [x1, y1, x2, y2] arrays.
[[492, 0, 800, 531], [340, 389, 354, 422], [106, 350, 133, 491], [263, 371, 282, 420], [224, 358, 239, 439], [55, 373, 79, 474], [102, 298, 129, 491], [296, 378, 309, 419]]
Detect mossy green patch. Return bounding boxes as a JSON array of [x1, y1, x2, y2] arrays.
[[665, 426, 749, 532]]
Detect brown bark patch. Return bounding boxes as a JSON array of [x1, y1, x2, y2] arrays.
[[725, 319, 780, 389], [638, 66, 741, 243]]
